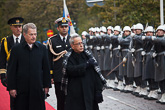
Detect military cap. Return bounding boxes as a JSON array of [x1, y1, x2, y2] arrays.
[[8, 17, 24, 25], [55, 17, 70, 26]]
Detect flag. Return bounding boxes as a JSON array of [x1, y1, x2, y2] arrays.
[[63, 0, 75, 35]]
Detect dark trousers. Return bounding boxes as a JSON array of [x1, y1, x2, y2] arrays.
[[54, 82, 65, 110], [115, 71, 123, 81], [134, 76, 147, 88], [159, 79, 165, 93], [124, 76, 133, 85], [10, 95, 16, 110], [147, 79, 159, 91]]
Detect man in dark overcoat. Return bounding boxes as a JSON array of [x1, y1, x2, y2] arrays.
[[48, 17, 71, 110], [61, 33, 105, 110], [7, 23, 51, 110], [0, 17, 24, 110]]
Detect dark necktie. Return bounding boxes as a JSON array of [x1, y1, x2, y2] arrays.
[[16, 38, 19, 44], [63, 37, 65, 43]]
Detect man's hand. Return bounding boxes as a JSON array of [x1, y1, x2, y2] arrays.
[[9, 90, 17, 98], [51, 78, 54, 84], [123, 57, 127, 63], [44, 88, 49, 95], [86, 58, 97, 67], [1, 73, 7, 87]]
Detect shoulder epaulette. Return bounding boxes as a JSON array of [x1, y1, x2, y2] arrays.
[[49, 34, 57, 39], [1, 36, 8, 43]]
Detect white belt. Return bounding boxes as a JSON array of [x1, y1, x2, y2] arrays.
[[113, 47, 119, 51], [105, 46, 109, 48], [146, 52, 151, 55], [122, 49, 129, 51], [158, 51, 165, 55], [136, 48, 143, 52]]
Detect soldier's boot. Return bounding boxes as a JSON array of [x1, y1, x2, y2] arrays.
[[138, 87, 148, 97], [133, 81, 137, 88], [115, 81, 124, 91], [144, 90, 152, 99], [124, 85, 134, 93], [156, 93, 165, 104], [109, 80, 116, 89], [106, 80, 111, 88], [158, 88, 162, 94], [132, 86, 141, 96], [149, 90, 158, 100]]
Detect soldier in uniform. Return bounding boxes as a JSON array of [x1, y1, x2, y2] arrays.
[[118, 26, 133, 93], [107, 26, 114, 37], [0, 17, 24, 110], [48, 17, 71, 110], [131, 23, 148, 97], [141, 26, 159, 100], [111, 26, 124, 91], [151, 25, 165, 104]]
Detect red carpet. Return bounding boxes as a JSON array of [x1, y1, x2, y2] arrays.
[[0, 80, 55, 110]]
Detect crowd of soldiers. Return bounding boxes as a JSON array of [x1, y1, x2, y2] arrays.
[[81, 23, 165, 104]]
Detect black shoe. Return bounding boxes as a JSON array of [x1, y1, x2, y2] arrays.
[[156, 100, 161, 103]]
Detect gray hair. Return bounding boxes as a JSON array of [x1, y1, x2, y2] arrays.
[[69, 33, 81, 44], [23, 23, 37, 34]]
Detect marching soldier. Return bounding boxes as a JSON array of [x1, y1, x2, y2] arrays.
[[142, 26, 159, 100], [0, 17, 24, 110], [118, 26, 134, 93], [48, 17, 71, 110], [131, 23, 148, 97]]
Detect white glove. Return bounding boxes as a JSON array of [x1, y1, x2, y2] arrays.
[[152, 36, 156, 41], [131, 48, 135, 53], [109, 44, 112, 50], [123, 57, 127, 63], [142, 36, 146, 40], [90, 36, 93, 39], [152, 52, 157, 58], [141, 51, 146, 56], [118, 45, 121, 50]]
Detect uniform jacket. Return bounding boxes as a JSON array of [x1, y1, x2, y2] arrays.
[[0, 35, 24, 72], [7, 41, 51, 110], [48, 34, 71, 82]]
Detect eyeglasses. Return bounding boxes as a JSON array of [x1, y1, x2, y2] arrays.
[[73, 42, 83, 45]]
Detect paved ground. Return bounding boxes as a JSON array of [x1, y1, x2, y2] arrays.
[[46, 84, 165, 110]]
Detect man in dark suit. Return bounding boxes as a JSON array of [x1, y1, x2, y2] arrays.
[[0, 17, 24, 110], [7, 23, 51, 110], [48, 17, 71, 110]]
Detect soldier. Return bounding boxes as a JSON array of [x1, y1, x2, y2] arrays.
[[48, 17, 71, 110], [118, 26, 134, 93], [151, 25, 165, 104], [111, 25, 124, 91], [0, 17, 24, 110], [131, 23, 148, 97], [88, 27, 93, 36], [81, 31, 88, 46], [142, 26, 159, 100], [107, 26, 114, 37]]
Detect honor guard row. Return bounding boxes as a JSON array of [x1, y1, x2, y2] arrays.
[[83, 23, 165, 104]]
